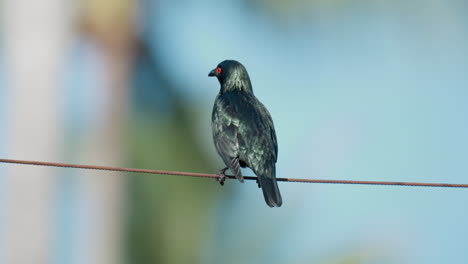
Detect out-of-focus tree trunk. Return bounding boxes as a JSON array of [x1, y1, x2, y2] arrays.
[[77, 0, 136, 263], [2, 0, 72, 263]]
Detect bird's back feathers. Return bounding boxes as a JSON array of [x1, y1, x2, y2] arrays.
[[212, 91, 281, 207]]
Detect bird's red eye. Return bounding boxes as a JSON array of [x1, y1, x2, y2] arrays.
[[216, 67, 222, 74]]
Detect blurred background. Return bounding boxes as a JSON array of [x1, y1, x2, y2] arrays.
[[1, 0, 468, 263]]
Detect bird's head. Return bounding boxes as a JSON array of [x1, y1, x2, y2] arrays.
[[208, 60, 253, 93]]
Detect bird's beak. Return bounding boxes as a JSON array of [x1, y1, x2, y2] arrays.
[[208, 68, 216, 77]]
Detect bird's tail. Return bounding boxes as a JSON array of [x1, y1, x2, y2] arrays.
[[258, 167, 282, 207]]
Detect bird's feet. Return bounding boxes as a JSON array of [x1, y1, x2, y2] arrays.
[[217, 167, 229, 186], [256, 178, 261, 188]]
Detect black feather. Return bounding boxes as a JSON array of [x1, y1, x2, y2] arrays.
[[210, 60, 282, 207]]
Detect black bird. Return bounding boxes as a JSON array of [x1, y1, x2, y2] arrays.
[[208, 60, 282, 207]]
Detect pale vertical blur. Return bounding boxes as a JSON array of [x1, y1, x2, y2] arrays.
[[67, 0, 136, 263], [2, 0, 72, 262]]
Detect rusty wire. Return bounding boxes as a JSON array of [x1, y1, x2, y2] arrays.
[[0, 158, 467, 188]]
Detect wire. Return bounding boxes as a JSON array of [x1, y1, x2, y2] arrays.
[[0, 158, 467, 188]]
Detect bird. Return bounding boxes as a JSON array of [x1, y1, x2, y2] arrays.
[[208, 60, 282, 207]]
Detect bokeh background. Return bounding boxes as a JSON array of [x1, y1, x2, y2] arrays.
[[1, 0, 468, 263]]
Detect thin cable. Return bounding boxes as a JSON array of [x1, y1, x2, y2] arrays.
[[0, 158, 467, 188]]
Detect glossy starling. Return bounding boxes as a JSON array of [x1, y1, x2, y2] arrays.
[[208, 60, 282, 207]]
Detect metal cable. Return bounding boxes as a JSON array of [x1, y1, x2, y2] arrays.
[[1, 158, 467, 188]]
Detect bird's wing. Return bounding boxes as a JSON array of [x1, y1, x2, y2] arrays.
[[212, 97, 243, 181], [237, 97, 278, 167], [236, 98, 281, 207], [263, 106, 278, 162]]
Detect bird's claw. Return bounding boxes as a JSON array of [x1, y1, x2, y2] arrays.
[[256, 178, 261, 188], [217, 167, 228, 186], [217, 173, 226, 186]]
